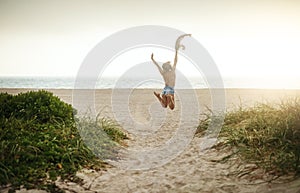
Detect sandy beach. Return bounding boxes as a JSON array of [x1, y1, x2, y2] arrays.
[[1, 88, 300, 193]]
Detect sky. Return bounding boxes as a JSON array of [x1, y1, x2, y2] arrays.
[[1, 0, 300, 86]]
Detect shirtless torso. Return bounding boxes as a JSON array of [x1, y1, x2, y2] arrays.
[[162, 69, 176, 88]]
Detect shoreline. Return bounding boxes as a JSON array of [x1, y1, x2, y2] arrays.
[[2, 88, 300, 118], [2, 88, 300, 104]]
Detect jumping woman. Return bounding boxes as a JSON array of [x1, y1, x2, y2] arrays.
[[151, 34, 191, 110]]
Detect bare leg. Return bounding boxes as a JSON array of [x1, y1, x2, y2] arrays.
[[161, 94, 168, 108], [166, 94, 175, 110], [153, 91, 161, 100], [154, 92, 167, 108]]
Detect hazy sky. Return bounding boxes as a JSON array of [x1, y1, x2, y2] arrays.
[[1, 0, 300, 81]]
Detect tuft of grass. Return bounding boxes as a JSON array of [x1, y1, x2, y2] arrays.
[[197, 98, 300, 177], [99, 117, 128, 144], [0, 90, 128, 192], [76, 115, 128, 160]]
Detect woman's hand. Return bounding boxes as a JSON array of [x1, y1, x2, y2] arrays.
[[175, 34, 191, 51]]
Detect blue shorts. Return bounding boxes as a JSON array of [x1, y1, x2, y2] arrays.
[[162, 86, 175, 95]]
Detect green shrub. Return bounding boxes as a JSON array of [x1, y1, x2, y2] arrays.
[[197, 98, 300, 176], [0, 90, 75, 125], [0, 90, 127, 192]]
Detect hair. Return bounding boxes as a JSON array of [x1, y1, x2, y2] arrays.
[[162, 62, 172, 72]]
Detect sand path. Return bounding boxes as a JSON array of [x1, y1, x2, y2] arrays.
[[1, 89, 300, 193], [58, 89, 300, 193]]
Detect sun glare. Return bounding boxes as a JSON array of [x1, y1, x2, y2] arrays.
[[100, 47, 201, 78]]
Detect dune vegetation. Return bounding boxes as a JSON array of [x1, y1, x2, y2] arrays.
[[0, 90, 127, 192], [197, 98, 300, 178]]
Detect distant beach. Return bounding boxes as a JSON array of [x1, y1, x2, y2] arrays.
[[1, 76, 300, 89], [2, 88, 300, 108]]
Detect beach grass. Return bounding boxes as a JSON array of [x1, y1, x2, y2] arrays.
[[0, 90, 127, 192], [76, 114, 128, 161], [197, 98, 300, 178]]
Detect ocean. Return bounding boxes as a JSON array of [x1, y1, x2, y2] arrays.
[[0, 76, 299, 89]]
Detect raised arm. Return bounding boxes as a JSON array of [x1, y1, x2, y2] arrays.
[[175, 34, 191, 50], [151, 53, 164, 75], [173, 50, 179, 69], [173, 34, 191, 69]]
